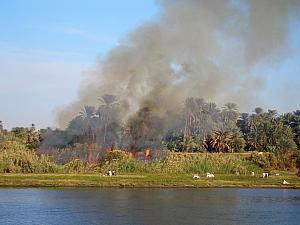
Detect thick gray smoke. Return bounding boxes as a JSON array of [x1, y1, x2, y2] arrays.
[[57, 0, 299, 128]]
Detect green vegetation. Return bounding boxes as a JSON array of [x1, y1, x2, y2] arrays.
[[100, 150, 261, 174], [36, 97, 300, 159], [1, 172, 299, 188], [0, 141, 57, 173], [0, 97, 300, 187]]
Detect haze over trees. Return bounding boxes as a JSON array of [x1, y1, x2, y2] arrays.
[[33, 95, 299, 161], [1, 95, 300, 174]]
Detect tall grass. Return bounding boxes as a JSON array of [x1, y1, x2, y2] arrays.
[[0, 141, 58, 173], [62, 158, 88, 173], [101, 150, 261, 174], [249, 151, 297, 170], [1, 143, 286, 175]]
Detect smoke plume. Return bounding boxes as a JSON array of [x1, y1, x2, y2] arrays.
[[57, 0, 299, 128]]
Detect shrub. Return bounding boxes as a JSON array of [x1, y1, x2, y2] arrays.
[[100, 150, 261, 175], [162, 153, 260, 174], [63, 158, 87, 173], [249, 151, 296, 170], [103, 150, 131, 163], [0, 140, 57, 173]]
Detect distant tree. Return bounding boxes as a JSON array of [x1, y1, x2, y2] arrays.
[[237, 113, 249, 139], [27, 124, 40, 149], [182, 98, 220, 151], [218, 103, 245, 152], [185, 136, 208, 152], [10, 125, 39, 150], [162, 111, 185, 152], [247, 110, 297, 152], [79, 106, 98, 142], [221, 103, 239, 124], [228, 124, 245, 152], [67, 105, 98, 164], [97, 94, 119, 148], [124, 107, 165, 151], [254, 107, 263, 114], [282, 111, 300, 148], [210, 130, 233, 153], [183, 98, 199, 150]]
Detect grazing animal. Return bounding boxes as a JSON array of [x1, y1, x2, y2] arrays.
[[251, 172, 255, 176], [262, 172, 269, 178], [275, 173, 280, 176], [107, 170, 113, 177], [206, 172, 215, 178], [283, 180, 289, 185], [193, 174, 200, 179]]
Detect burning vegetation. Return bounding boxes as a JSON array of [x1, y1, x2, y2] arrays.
[[1, 1, 300, 175], [1, 105, 300, 174], [44, 0, 300, 164], [39, 96, 300, 167]]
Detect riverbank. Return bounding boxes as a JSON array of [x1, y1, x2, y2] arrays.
[[0, 172, 299, 188]]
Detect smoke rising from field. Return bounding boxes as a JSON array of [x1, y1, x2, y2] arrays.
[[57, 0, 299, 127]]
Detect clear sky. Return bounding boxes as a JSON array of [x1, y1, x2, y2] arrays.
[[0, 1, 299, 130], [0, 0, 158, 129]]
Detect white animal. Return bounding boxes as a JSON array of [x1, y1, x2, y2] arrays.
[[258, 152, 263, 155], [193, 174, 200, 179], [275, 173, 280, 176], [206, 172, 215, 178], [251, 172, 255, 176], [262, 172, 269, 178], [283, 180, 289, 185], [108, 170, 113, 177]]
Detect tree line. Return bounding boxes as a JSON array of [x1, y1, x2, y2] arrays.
[[1, 95, 300, 160], [40, 95, 300, 156]]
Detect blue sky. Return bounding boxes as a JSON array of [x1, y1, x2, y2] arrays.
[[0, 1, 299, 130], [0, 0, 158, 129]]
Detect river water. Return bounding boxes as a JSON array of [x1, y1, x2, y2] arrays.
[[0, 188, 299, 225]]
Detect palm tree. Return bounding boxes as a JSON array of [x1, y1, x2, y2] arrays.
[[183, 98, 193, 150], [210, 130, 233, 153], [79, 105, 97, 164], [222, 103, 239, 124], [206, 102, 220, 119], [247, 110, 297, 152], [183, 98, 224, 151], [283, 111, 300, 148], [97, 94, 119, 148], [79, 106, 97, 140], [183, 98, 202, 151]]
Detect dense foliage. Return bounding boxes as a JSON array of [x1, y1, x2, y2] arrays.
[[0, 96, 299, 173], [0, 137, 56, 173], [36, 97, 300, 157]]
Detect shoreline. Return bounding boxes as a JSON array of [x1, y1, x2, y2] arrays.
[[1, 185, 300, 189], [0, 173, 299, 189]]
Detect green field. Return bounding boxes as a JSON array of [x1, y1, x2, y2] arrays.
[[1, 172, 299, 188]]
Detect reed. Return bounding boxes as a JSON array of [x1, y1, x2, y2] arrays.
[[0, 141, 58, 173], [101, 151, 262, 174], [0, 144, 289, 175]]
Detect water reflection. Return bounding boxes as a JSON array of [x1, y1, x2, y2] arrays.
[[0, 188, 299, 225]]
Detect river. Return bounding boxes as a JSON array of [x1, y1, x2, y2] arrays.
[[0, 188, 299, 225]]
